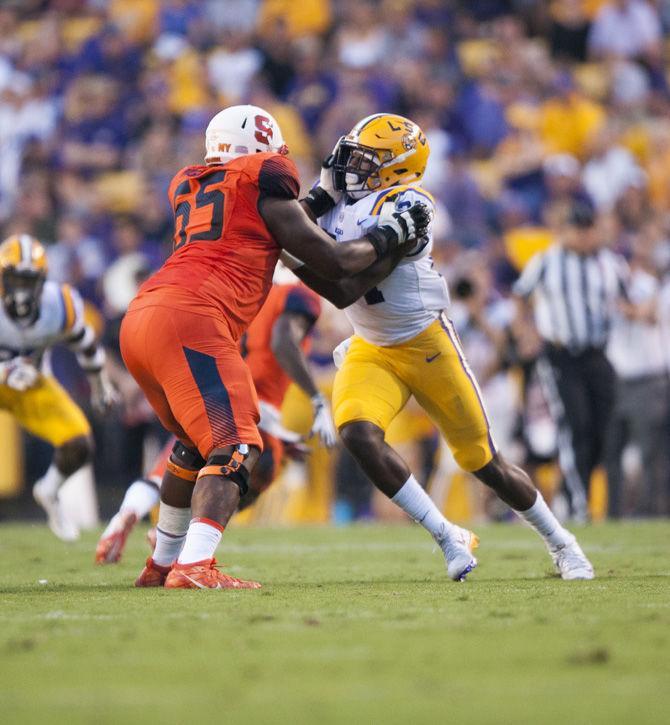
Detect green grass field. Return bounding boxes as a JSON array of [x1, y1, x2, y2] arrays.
[[1, 520, 668, 724]]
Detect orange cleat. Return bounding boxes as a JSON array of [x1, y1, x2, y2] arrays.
[[95, 511, 138, 564], [164, 558, 262, 590], [135, 557, 172, 587]]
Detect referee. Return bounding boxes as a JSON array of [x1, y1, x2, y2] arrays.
[[513, 202, 630, 520]]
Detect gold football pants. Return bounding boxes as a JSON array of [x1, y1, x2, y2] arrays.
[[332, 315, 496, 471]]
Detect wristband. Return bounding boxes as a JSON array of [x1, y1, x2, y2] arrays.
[[301, 187, 336, 219], [365, 225, 398, 260]]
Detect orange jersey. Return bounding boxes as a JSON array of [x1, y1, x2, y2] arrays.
[[243, 283, 321, 409], [131, 152, 300, 341]]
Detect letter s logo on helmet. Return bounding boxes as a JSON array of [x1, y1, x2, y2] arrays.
[[205, 105, 287, 164], [332, 113, 430, 200]]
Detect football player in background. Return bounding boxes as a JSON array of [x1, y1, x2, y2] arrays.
[[120, 104, 429, 589], [290, 114, 594, 581], [0, 234, 117, 540], [96, 275, 333, 565]]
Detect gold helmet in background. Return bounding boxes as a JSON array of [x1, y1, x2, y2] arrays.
[[0, 234, 48, 326], [332, 113, 430, 199]]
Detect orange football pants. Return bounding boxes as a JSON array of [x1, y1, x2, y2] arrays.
[[120, 304, 262, 458]]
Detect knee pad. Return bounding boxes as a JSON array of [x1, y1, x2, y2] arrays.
[[166, 441, 206, 483], [197, 445, 250, 496]]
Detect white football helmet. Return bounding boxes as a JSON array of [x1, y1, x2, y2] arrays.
[[205, 104, 288, 164]]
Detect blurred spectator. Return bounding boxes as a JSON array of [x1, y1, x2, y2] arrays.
[[208, 32, 263, 104], [549, 0, 591, 61], [588, 0, 662, 62], [605, 227, 670, 517], [582, 125, 643, 210], [336, 1, 390, 69], [60, 75, 126, 175], [47, 215, 107, 302], [102, 217, 152, 317], [539, 74, 605, 157]]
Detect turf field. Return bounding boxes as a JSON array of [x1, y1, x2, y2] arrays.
[[1, 521, 668, 724]]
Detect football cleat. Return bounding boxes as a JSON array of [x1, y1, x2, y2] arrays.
[[135, 557, 172, 587], [437, 525, 479, 582], [95, 511, 138, 564], [164, 558, 262, 590], [33, 480, 80, 542], [551, 538, 595, 580]]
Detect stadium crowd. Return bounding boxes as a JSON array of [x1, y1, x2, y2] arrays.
[[1, 0, 670, 521]]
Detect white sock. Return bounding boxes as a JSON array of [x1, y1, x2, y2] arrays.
[[177, 519, 223, 564], [101, 479, 161, 539], [152, 503, 191, 566], [391, 474, 458, 542], [34, 464, 66, 498], [514, 491, 573, 550], [121, 479, 161, 519]]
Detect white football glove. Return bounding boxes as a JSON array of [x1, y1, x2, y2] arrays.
[[88, 369, 121, 414], [0, 358, 40, 391], [258, 400, 301, 443], [318, 139, 342, 205], [302, 140, 343, 217], [310, 393, 337, 448]]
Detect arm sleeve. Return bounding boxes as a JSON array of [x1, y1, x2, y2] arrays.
[[284, 286, 322, 327], [258, 155, 301, 200], [60, 284, 85, 336], [63, 288, 106, 372], [512, 253, 546, 298]]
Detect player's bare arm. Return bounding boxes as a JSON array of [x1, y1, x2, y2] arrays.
[[271, 309, 336, 448], [259, 196, 429, 280], [271, 311, 319, 398], [292, 246, 405, 309]]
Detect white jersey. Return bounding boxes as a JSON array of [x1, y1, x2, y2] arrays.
[[319, 185, 449, 346], [0, 280, 85, 364]]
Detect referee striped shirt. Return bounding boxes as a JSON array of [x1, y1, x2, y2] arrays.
[[513, 244, 629, 352]]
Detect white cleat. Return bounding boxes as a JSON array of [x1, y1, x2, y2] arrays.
[[551, 538, 594, 580], [437, 525, 479, 581], [33, 481, 80, 542]]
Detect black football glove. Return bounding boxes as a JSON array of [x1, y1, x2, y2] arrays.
[[365, 202, 432, 259]]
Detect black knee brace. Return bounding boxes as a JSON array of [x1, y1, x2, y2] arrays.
[[171, 441, 207, 469], [197, 446, 250, 496]]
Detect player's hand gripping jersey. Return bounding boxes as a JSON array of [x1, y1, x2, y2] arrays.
[[132, 152, 300, 341], [319, 184, 449, 346]]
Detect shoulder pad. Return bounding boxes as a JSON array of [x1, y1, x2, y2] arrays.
[[369, 185, 435, 216]]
